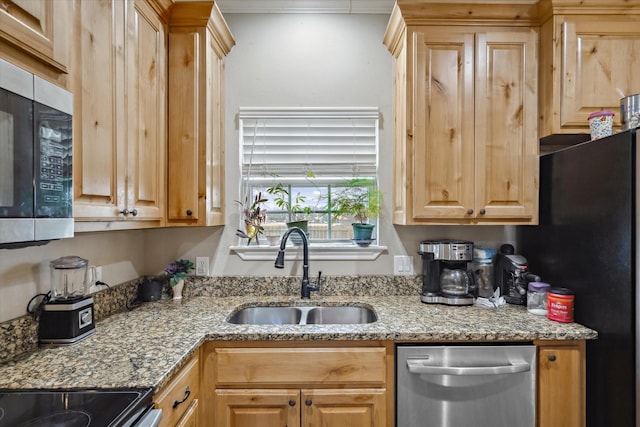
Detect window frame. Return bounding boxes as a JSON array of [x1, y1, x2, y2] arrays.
[[232, 107, 386, 260]]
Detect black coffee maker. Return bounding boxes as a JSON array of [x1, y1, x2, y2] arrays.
[[494, 244, 541, 305], [419, 239, 475, 306]]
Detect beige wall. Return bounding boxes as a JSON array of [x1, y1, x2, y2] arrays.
[[0, 12, 513, 323]]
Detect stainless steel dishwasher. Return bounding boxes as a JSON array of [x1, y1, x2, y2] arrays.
[[396, 345, 536, 427]]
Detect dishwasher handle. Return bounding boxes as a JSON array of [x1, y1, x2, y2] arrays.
[[406, 359, 530, 376]]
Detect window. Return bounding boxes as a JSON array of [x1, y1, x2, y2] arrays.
[[238, 107, 379, 245]]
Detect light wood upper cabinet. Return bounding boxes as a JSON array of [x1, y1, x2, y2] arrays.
[[0, 0, 70, 74], [167, 1, 235, 226], [538, 1, 640, 136], [385, 4, 539, 225], [72, 0, 167, 231]]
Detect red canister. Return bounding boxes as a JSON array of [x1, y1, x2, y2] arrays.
[[547, 287, 574, 323]]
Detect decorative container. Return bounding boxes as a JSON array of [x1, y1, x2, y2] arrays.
[[588, 110, 614, 140]]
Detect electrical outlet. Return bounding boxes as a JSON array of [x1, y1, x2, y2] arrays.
[[394, 255, 414, 275], [196, 257, 209, 276], [88, 266, 103, 293]]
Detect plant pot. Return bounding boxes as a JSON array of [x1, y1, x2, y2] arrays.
[[172, 279, 185, 300], [352, 223, 375, 246], [286, 220, 309, 246]]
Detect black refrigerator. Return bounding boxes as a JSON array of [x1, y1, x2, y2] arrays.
[[517, 128, 638, 427]]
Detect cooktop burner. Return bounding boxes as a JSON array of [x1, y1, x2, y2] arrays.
[[0, 388, 152, 427]]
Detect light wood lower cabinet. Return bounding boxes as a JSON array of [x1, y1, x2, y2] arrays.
[[536, 341, 586, 427], [191, 339, 586, 427], [154, 352, 201, 427], [203, 342, 393, 427], [215, 388, 385, 427]]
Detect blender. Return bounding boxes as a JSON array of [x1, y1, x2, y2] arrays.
[[39, 256, 96, 345]]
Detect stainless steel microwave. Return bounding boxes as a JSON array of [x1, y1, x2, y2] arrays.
[[0, 59, 73, 247]]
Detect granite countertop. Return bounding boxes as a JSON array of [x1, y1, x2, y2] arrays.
[[0, 294, 597, 393]]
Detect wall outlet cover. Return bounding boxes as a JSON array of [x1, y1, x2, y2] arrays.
[[393, 255, 414, 275], [196, 257, 209, 276]]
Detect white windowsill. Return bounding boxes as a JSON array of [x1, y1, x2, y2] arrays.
[[230, 244, 388, 261]]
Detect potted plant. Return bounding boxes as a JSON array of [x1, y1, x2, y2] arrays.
[[332, 178, 382, 246], [266, 181, 313, 245], [165, 259, 194, 300], [235, 192, 268, 245]]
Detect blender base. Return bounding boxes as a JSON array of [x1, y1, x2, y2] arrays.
[[39, 296, 96, 345]]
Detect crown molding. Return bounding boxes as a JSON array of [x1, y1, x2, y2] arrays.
[[215, 0, 394, 14]]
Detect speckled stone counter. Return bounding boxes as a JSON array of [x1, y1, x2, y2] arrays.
[[0, 291, 597, 393]]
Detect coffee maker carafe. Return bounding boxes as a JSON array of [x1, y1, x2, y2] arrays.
[[419, 239, 475, 306], [494, 244, 541, 305]]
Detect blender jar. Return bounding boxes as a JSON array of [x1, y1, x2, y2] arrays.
[[50, 256, 91, 300], [471, 247, 495, 298]]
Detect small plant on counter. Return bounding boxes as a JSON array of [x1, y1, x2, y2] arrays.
[[165, 259, 194, 287], [235, 192, 268, 245]]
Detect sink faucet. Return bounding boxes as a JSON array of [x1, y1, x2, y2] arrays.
[[274, 227, 320, 298]]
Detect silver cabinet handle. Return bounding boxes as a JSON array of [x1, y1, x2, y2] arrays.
[[406, 359, 530, 376]]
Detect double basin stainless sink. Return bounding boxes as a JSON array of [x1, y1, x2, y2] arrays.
[[227, 304, 377, 325]]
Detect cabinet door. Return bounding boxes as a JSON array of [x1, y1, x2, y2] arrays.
[[175, 399, 199, 427], [302, 388, 386, 427], [125, 0, 166, 221], [538, 345, 585, 427], [559, 17, 640, 130], [411, 29, 475, 220], [73, 0, 167, 227], [167, 30, 200, 222], [167, 3, 233, 226], [154, 353, 200, 427], [215, 389, 300, 427], [474, 29, 538, 221], [204, 44, 225, 226], [0, 0, 69, 72], [72, 0, 125, 220]]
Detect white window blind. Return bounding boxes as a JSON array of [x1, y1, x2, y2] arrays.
[[239, 107, 379, 178]]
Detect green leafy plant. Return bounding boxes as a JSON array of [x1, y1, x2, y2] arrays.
[[331, 178, 382, 224], [265, 182, 311, 221], [165, 259, 194, 287], [265, 174, 316, 222]]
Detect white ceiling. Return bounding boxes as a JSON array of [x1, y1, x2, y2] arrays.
[[215, 0, 395, 14]]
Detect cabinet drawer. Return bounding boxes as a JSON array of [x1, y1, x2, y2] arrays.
[[154, 353, 200, 427], [215, 347, 386, 386]]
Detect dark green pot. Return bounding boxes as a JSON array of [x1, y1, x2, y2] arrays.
[[352, 223, 375, 242]]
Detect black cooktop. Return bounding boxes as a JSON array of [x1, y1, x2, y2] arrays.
[[0, 388, 152, 427]]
